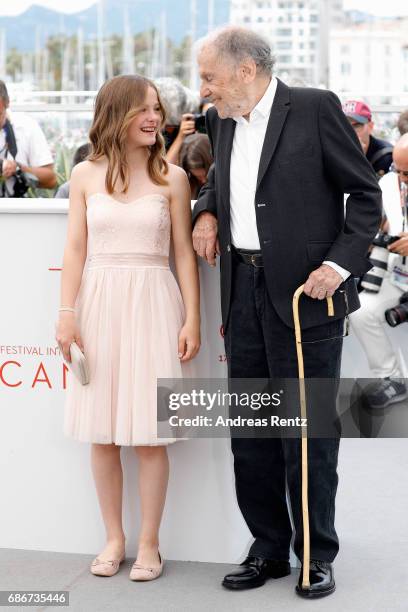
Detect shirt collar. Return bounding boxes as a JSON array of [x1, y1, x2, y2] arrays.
[[234, 75, 277, 124]]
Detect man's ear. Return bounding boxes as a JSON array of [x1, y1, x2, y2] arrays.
[[239, 58, 257, 83], [368, 121, 374, 133]]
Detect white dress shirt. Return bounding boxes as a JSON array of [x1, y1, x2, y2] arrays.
[[0, 110, 53, 196], [229, 76, 350, 281]]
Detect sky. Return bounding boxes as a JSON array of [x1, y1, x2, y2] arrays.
[[0, 0, 408, 17]]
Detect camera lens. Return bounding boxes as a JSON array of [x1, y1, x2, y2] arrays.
[[361, 245, 390, 292], [385, 302, 408, 327], [385, 308, 399, 327]]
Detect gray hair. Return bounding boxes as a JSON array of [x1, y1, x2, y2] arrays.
[[0, 80, 9, 105], [154, 77, 199, 125], [197, 26, 275, 76]]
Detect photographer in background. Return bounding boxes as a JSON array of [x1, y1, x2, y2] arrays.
[[155, 77, 198, 153], [166, 99, 211, 166], [0, 80, 57, 197], [350, 134, 408, 408], [343, 99, 393, 178]]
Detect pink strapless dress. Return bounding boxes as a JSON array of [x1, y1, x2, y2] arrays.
[[64, 192, 193, 446]]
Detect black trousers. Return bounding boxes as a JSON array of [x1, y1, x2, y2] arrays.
[[224, 251, 343, 563]]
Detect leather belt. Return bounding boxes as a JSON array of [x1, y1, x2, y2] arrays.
[[232, 246, 264, 267]]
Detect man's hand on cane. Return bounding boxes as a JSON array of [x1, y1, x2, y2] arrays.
[[303, 264, 343, 300], [192, 212, 220, 267]]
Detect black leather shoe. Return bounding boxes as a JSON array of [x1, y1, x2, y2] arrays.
[[295, 560, 335, 598], [222, 556, 290, 590]]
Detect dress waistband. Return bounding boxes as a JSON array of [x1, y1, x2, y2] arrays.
[[87, 253, 170, 269]]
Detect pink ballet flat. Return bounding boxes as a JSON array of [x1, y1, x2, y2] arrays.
[[129, 551, 164, 581], [90, 551, 125, 576]]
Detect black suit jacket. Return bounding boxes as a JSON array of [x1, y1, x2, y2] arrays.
[[192, 79, 382, 331]]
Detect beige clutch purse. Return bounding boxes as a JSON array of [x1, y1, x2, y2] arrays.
[[68, 342, 90, 385]]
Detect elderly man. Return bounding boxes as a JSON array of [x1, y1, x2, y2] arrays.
[[0, 80, 56, 197], [350, 134, 408, 407], [192, 26, 381, 598]]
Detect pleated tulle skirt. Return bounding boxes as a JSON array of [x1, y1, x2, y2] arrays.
[[63, 253, 194, 446]]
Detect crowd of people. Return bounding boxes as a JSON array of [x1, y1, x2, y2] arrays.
[[0, 75, 407, 205], [340, 99, 408, 408], [1, 78, 407, 200]]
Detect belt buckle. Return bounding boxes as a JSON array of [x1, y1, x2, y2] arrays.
[[250, 254, 262, 268]]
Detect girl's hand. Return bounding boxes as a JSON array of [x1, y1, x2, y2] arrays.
[[177, 114, 196, 140], [178, 320, 200, 362], [55, 312, 84, 363]]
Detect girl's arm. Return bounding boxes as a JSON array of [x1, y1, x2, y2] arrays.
[[169, 165, 201, 362], [55, 162, 88, 362]]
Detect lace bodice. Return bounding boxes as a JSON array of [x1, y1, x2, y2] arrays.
[[86, 192, 171, 256]]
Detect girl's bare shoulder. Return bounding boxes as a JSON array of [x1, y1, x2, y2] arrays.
[[70, 159, 107, 193], [71, 158, 105, 177], [166, 162, 188, 184]]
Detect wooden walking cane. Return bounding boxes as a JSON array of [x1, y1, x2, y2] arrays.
[[292, 284, 334, 590]]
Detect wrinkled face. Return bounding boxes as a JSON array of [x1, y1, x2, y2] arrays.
[[393, 148, 408, 186], [127, 86, 162, 147], [198, 47, 251, 119], [348, 119, 373, 154]]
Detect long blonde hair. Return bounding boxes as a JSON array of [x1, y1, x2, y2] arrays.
[[88, 74, 169, 193]]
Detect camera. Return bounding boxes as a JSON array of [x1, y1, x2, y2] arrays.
[[385, 291, 408, 327], [0, 159, 39, 197], [372, 232, 401, 249], [162, 113, 207, 151], [193, 113, 207, 134], [13, 167, 40, 197], [361, 231, 400, 292]]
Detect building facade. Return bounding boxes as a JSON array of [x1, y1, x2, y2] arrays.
[[229, 0, 344, 86], [329, 19, 408, 104]]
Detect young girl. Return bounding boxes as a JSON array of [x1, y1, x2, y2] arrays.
[[55, 75, 200, 581]]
